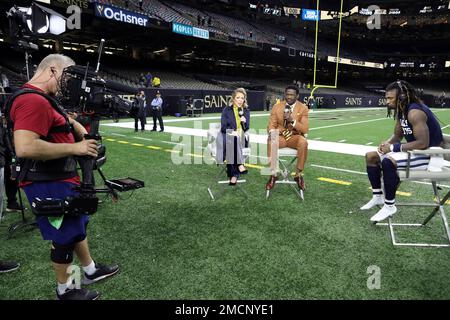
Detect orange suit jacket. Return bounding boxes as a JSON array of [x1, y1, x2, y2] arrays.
[[268, 100, 309, 135]]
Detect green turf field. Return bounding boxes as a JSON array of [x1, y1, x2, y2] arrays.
[[1, 107, 450, 299]]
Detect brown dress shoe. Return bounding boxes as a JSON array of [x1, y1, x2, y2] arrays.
[[294, 175, 306, 191], [265, 175, 278, 190]]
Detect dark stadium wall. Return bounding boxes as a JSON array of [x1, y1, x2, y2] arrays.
[[141, 88, 393, 116], [298, 93, 388, 109], [143, 89, 266, 115]]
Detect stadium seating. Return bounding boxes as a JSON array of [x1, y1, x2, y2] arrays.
[[142, 0, 191, 25], [164, 1, 227, 36], [101, 66, 227, 90], [91, 0, 374, 60]]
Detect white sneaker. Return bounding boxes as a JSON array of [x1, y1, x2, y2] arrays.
[[370, 204, 397, 223], [360, 196, 384, 210]]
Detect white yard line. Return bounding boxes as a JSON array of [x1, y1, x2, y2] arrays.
[[103, 122, 376, 156], [160, 141, 186, 146], [310, 117, 387, 131], [133, 137, 153, 141], [102, 107, 448, 158], [139, 107, 385, 124], [311, 164, 366, 175], [103, 123, 450, 189]]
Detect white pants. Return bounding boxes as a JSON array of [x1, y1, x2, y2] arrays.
[[378, 151, 430, 171]]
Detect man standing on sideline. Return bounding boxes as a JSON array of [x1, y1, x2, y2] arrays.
[[360, 80, 443, 222], [133, 90, 147, 132], [151, 91, 164, 132]]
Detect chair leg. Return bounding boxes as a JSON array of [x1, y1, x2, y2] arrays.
[[289, 183, 304, 200], [432, 182, 450, 243], [268, 156, 303, 201], [236, 183, 249, 199], [207, 187, 215, 201], [208, 164, 248, 200], [377, 182, 450, 248], [207, 165, 227, 200]]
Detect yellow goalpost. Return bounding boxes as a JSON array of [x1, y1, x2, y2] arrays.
[[310, 0, 345, 98]]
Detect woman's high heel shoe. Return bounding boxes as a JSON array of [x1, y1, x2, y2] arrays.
[[229, 177, 238, 186], [238, 166, 248, 175]]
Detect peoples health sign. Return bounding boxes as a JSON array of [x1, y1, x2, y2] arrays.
[[302, 9, 320, 21], [95, 3, 149, 27], [172, 22, 209, 40]]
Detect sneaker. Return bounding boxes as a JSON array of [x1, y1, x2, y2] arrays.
[[370, 204, 397, 223], [0, 261, 20, 273], [360, 196, 384, 210], [6, 203, 26, 212], [82, 263, 119, 285], [56, 288, 100, 300]]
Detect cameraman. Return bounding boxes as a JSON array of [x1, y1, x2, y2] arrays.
[[9, 54, 118, 300]]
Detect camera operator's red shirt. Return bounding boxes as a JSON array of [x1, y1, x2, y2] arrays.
[[10, 83, 80, 185]]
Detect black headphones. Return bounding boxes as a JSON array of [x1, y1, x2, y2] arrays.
[[397, 80, 411, 104], [396, 80, 406, 103]]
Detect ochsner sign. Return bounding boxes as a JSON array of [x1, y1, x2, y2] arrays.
[[94, 3, 149, 27]]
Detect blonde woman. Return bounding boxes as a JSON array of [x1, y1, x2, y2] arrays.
[[220, 88, 250, 185]]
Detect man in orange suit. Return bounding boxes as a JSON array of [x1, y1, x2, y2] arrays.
[[266, 85, 309, 191]]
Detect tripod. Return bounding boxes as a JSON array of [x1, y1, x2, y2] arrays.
[[16, 40, 38, 81], [24, 50, 31, 80]]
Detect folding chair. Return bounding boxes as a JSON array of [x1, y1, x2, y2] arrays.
[[266, 147, 304, 200], [187, 99, 204, 117], [206, 123, 250, 201], [376, 134, 450, 248]]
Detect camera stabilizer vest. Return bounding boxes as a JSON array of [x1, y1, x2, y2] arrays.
[[3, 88, 78, 182]]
